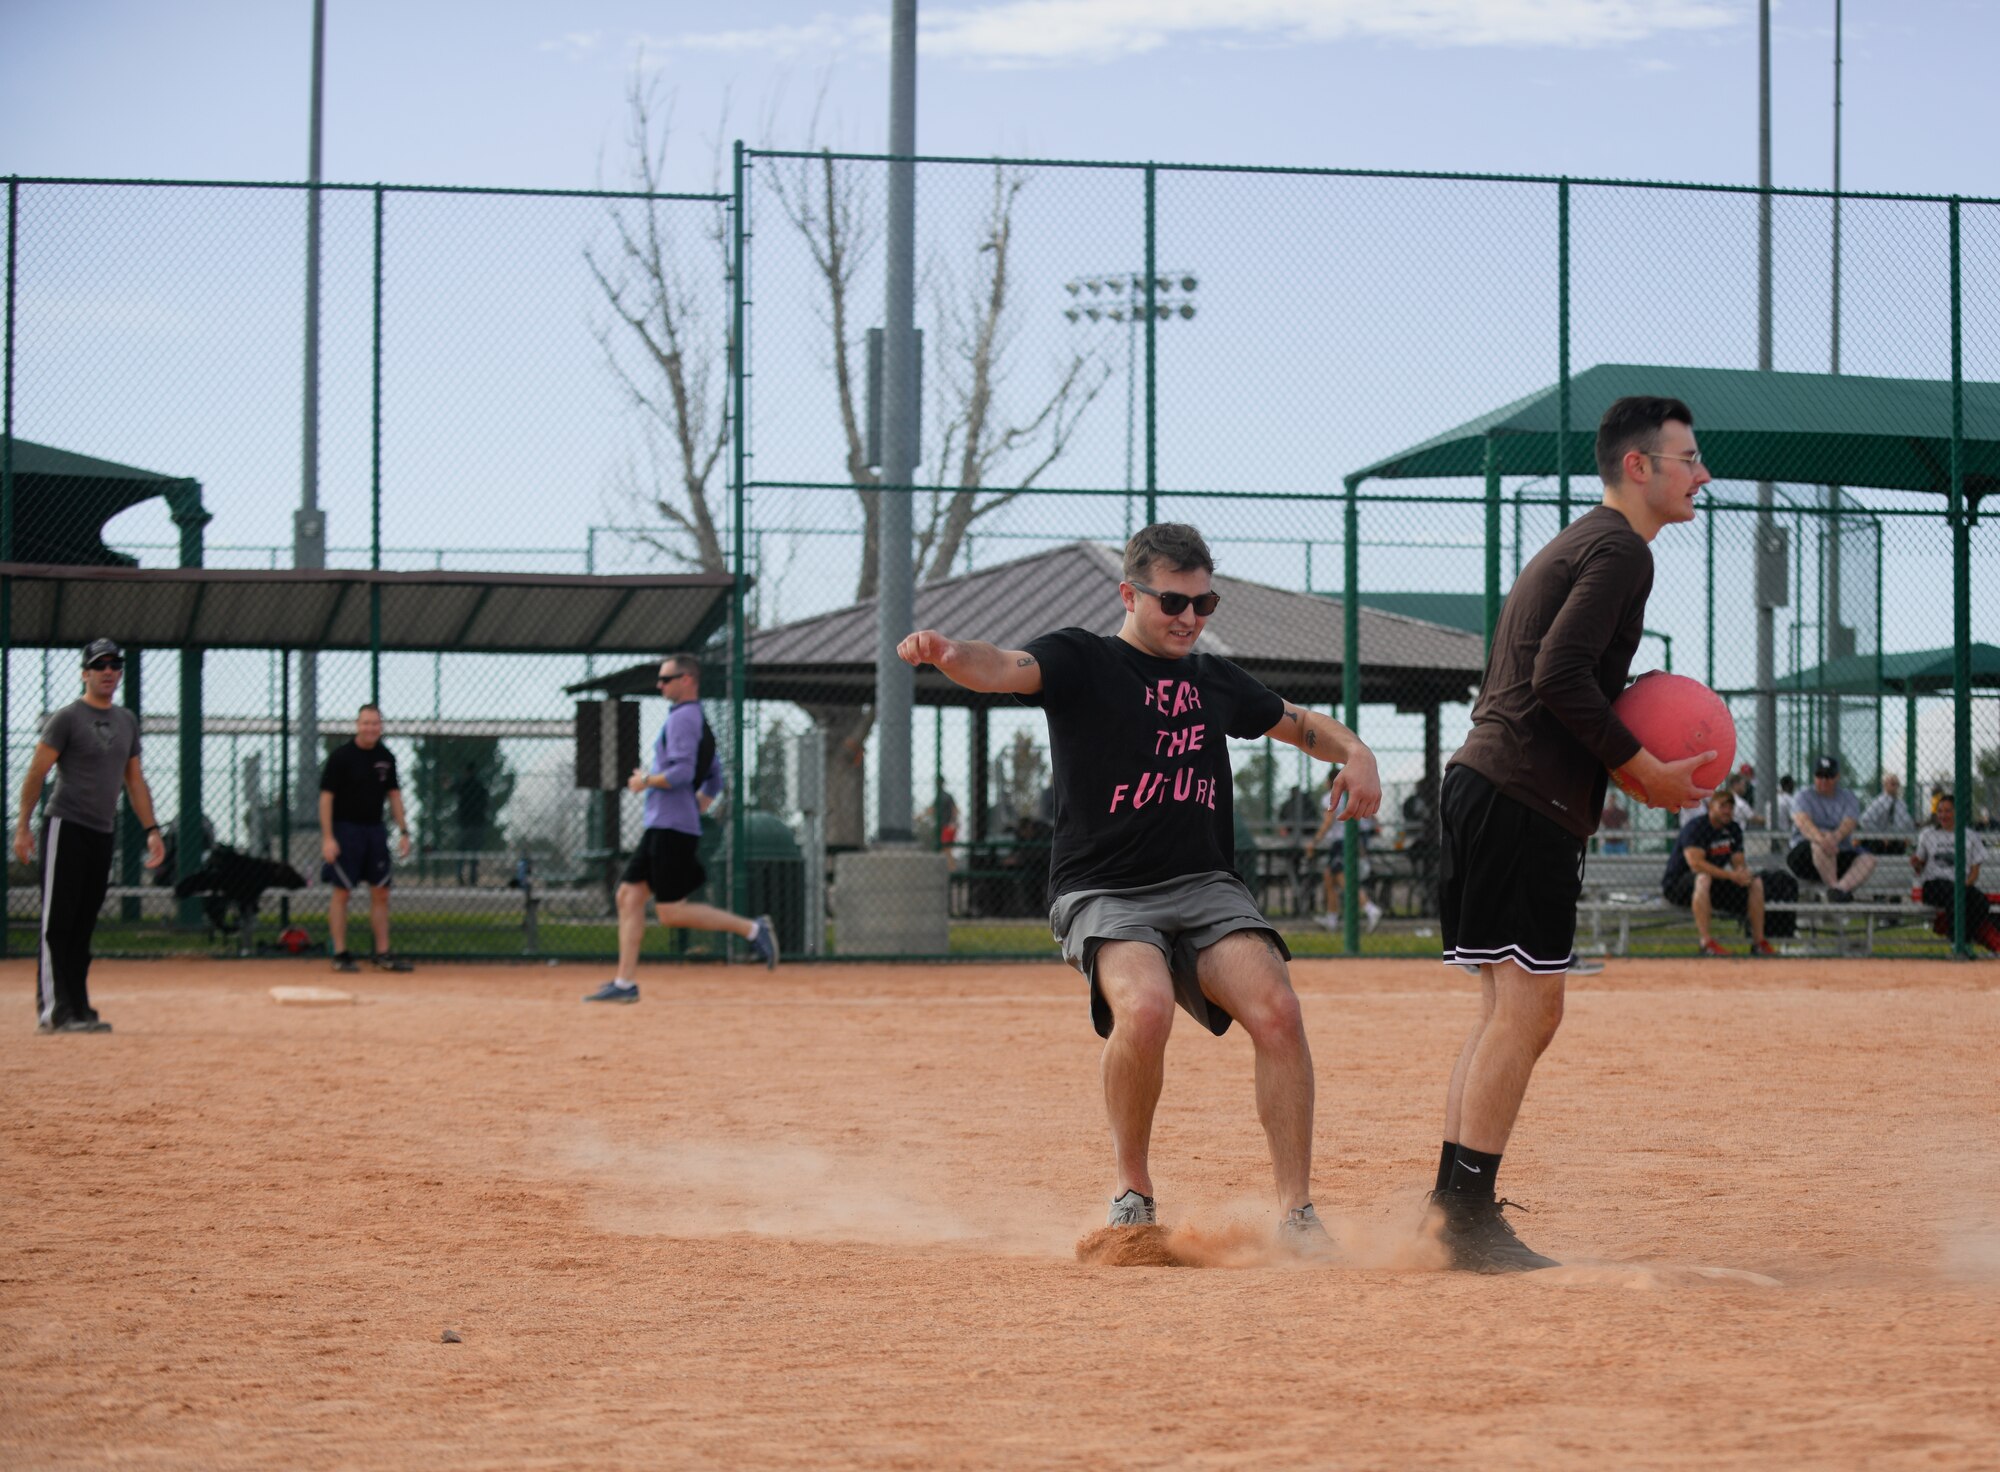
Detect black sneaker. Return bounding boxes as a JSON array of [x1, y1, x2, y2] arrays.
[[37, 1017, 111, 1034], [1827, 887, 1853, 905], [1429, 1191, 1560, 1273], [372, 953, 415, 973], [332, 952, 361, 974]]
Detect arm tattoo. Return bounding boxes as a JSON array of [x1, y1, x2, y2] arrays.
[[1283, 708, 1301, 725], [1305, 728, 1319, 750], [1016, 655, 1037, 668]]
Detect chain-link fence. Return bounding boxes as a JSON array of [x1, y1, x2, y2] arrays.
[[4, 161, 1994, 961]]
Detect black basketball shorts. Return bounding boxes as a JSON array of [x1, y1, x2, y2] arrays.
[[1439, 764, 1586, 975], [621, 827, 706, 904]]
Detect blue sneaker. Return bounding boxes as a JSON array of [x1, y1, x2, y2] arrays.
[[582, 980, 639, 1004], [748, 915, 779, 970]]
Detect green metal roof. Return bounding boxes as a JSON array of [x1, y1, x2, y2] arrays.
[[1, 436, 205, 567], [1347, 363, 2000, 502], [1775, 643, 2000, 696]]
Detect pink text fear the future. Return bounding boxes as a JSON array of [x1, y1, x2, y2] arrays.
[[1109, 678, 1219, 813]]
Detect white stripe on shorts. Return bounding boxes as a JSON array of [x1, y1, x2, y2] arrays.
[[1443, 943, 1575, 976]]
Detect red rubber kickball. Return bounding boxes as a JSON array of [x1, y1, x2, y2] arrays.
[[1609, 671, 1735, 807]]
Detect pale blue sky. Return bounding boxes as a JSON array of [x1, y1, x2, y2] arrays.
[[5, 1, 1996, 197]]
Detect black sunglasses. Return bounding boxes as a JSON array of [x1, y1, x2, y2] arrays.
[[86, 657, 124, 672], [656, 671, 688, 686], [1129, 579, 1220, 618]]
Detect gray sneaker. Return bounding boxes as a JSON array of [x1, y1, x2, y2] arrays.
[[748, 915, 779, 970], [1106, 1189, 1157, 1227], [1278, 1202, 1336, 1258]]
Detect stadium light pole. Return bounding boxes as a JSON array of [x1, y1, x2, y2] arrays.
[[1063, 270, 1200, 539], [875, 0, 918, 845], [295, 0, 328, 826], [1754, 0, 1780, 827]]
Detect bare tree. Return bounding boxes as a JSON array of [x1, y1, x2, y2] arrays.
[[595, 79, 1108, 845], [916, 166, 1112, 582], [585, 74, 732, 574]]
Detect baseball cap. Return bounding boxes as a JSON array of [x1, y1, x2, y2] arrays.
[[82, 638, 124, 666], [1813, 754, 1840, 778], [1738, 762, 1755, 777]]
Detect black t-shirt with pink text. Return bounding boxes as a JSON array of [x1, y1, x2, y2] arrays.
[[1018, 627, 1284, 901]]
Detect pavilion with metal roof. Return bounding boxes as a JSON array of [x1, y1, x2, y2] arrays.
[[571, 539, 1489, 841]]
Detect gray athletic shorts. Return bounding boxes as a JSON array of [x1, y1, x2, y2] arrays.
[[1050, 871, 1290, 1040]]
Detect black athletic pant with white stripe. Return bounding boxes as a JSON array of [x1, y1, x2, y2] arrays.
[[38, 817, 115, 1028]]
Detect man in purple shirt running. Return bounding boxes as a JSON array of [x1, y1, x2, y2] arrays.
[[583, 653, 777, 1002]]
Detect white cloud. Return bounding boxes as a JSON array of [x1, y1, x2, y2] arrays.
[[643, 1, 1742, 67], [539, 30, 604, 58]]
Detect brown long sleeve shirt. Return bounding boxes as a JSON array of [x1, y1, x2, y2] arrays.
[[1450, 504, 1654, 839]]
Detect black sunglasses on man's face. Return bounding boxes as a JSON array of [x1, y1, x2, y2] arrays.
[[1128, 580, 1220, 618], [86, 658, 124, 673]]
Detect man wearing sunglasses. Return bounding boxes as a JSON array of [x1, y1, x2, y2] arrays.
[[1424, 396, 1716, 1271], [12, 639, 167, 1034], [898, 523, 1381, 1251], [583, 653, 776, 1003]]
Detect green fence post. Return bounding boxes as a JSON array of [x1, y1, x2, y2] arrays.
[[1483, 436, 1501, 656], [120, 654, 142, 921], [369, 185, 384, 705], [1904, 693, 1918, 825], [1874, 518, 1884, 785], [173, 484, 211, 928], [1341, 474, 1361, 957], [1704, 503, 1715, 687], [1, 176, 15, 957], [1143, 163, 1157, 528], [279, 650, 291, 928], [1557, 177, 1571, 528], [729, 142, 750, 928], [1948, 197, 1970, 957]]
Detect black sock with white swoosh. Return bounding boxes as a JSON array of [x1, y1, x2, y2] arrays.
[[1445, 1146, 1501, 1199]]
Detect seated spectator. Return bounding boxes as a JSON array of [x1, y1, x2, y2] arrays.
[[1310, 765, 1380, 933], [1772, 773, 1797, 834], [1599, 795, 1630, 854], [1859, 772, 1914, 854], [1912, 794, 2000, 952], [1662, 788, 1791, 956], [1786, 755, 1877, 902]]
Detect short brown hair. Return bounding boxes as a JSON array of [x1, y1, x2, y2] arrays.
[[1596, 396, 1695, 485], [661, 653, 702, 687], [357, 703, 382, 718], [1123, 523, 1214, 584]]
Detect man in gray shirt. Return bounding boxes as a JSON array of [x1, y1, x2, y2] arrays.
[[11, 639, 166, 1033], [1785, 754, 1877, 901]]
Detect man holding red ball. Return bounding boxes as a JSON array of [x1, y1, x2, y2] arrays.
[[1425, 397, 1715, 1272]]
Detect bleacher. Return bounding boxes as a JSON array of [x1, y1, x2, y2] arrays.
[[1577, 829, 1974, 956]]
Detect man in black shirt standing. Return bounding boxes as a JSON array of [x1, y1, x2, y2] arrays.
[[898, 523, 1381, 1249], [1428, 398, 1716, 1271], [1661, 788, 1786, 956], [318, 704, 414, 973]]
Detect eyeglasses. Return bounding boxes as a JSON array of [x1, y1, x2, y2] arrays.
[[1647, 450, 1704, 468], [656, 672, 687, 686], [86, 658, 124, 672], [1128, 580, 1220, 618]]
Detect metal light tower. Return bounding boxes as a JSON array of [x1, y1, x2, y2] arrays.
[[1063, 270, 1199, 538]]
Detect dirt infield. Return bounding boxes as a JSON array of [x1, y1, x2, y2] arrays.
[[3, 955, 1996, 1470]]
